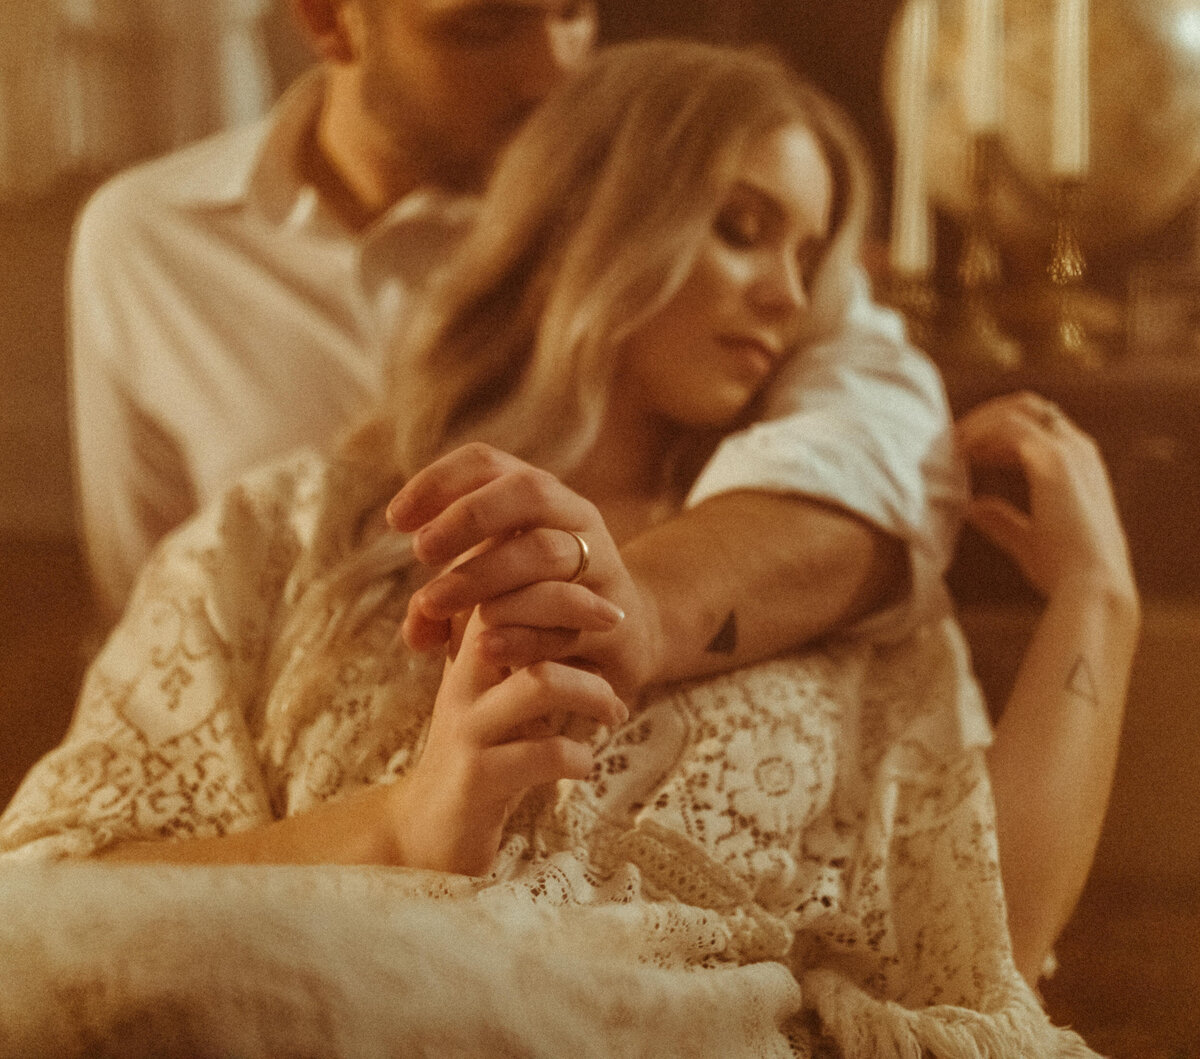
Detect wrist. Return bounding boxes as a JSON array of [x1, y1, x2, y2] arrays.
[[1052, 566, 1139, 609], [1047, 568, 1142, 637], [384, 773, 430, 869], [332, 782, 410, 866], [383, 767, 503, 875], [627, 576, 669, 690]]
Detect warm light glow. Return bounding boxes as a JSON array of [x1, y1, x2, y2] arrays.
[[962, 0, 1005, 131], [1051, 0, 1089, 178], [890, 0, 937, 275], [1175, 9, 1200, 52]]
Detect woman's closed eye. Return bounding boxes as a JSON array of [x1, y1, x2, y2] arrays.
[[715, 206, 827, 294], [714, 202, 767, 249]]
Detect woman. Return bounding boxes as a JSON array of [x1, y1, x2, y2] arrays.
[[0, 39, 1131, 1055]]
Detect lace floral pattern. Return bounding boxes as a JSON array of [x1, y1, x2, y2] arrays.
[[0, 453, 1098, 1056]]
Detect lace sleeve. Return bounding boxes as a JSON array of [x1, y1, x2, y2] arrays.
[[0, 461, 318, 860]]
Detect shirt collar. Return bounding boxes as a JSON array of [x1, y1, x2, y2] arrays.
[[155, 68, 325, 221], [252, 70, 486, 237], [169, 66, 480, 238], [247, 68, 328, 227]]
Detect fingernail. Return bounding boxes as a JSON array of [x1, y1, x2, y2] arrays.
[[596, 601, 624, 626], [414, 585, 451, 620], [410, 523, 437, 563]]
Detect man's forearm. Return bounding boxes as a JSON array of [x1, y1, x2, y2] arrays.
[[621, 490, 908, 687]]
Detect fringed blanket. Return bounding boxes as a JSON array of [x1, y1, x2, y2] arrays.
[[0, 455, 1100, 1056]]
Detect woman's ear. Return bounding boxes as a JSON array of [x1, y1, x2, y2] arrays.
[[288, 0, 363, 64]]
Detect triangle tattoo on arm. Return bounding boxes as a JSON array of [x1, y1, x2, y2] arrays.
[[706, 611, 738, 655], [1066, 655, 1100, 709]]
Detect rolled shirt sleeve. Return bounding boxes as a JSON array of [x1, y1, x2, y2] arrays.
[[687, 276, 967, 640]]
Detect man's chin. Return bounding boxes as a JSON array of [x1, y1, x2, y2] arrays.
[[415, 110, 532, 193], [422, 149, 493, 195], [444, 111, 536, 191]]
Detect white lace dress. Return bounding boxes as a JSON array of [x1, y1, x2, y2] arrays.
[[0, 452, 1099, 1058]]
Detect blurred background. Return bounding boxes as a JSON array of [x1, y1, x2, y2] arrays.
[[0, 3, 1197, 1055]]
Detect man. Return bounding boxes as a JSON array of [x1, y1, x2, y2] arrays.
[[70, 0, 949, 666], [70, 0, 599, 625]]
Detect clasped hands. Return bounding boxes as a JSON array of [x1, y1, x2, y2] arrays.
[[381, 443, 654, 875]]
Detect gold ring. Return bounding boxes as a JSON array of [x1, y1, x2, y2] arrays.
[[565, 530, 590, 584]]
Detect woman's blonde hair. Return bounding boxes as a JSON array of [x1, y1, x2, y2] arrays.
[[260, 39, 876, 771], [385, 36, 874, 483]]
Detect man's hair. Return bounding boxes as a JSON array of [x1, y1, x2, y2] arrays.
[[387, 37, 874, 481]]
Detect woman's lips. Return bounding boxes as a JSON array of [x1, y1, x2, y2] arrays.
[[718, 335, 779, 376]]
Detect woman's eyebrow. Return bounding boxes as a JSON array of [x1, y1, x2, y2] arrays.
[[727, 181, 784, 220]]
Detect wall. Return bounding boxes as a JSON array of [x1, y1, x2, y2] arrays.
[[0, 184, 90, 538], [0, 3, 312, 539]]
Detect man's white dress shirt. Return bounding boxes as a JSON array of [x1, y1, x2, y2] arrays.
[[70, 72, 472, 619]]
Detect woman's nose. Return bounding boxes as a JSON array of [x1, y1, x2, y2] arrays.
[[751, 252, 808, 317]]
